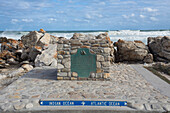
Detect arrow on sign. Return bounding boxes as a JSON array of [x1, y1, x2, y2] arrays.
[[81, 101, 85, 106]]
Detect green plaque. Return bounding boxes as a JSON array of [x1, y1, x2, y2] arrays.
[[71, 48, 96, 78]]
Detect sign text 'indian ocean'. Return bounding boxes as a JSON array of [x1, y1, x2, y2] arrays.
[[39, 100, 127, 106]]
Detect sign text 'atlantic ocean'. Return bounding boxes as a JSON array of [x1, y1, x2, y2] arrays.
[[39, 100, 127, 106]]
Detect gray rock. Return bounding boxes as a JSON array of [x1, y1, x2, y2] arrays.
[[71, 33, 95, 40], [21, 31, 51, 48], [35, 44, 57, 67], [143, 53, 153, 63], [29, 47, 41, 61], [21, 53, 29, 60], [115, 40, 148, 62], [64, 61, 71, 68]]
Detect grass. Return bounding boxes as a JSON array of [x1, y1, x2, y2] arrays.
[[153, 65, 170, 75], [144, 66, 170, 84]]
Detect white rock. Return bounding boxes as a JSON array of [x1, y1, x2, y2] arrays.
[[26, 103, 33, 109], [0, 74, 7, 79], [50, 59, 58, 67], [22, 64, 33, 71], [7, 58, 19, 64], [35, 44, 57, 67], [57, 64, 64, 69]]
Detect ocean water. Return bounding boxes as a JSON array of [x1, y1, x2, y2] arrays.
[[0, 30, 170, 44]]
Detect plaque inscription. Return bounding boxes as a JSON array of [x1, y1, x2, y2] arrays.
[[71, 48, 96, 78]]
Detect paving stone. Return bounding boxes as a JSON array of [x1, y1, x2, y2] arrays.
[[144, 103, 152, 110], [20, 99, 29, 103], [163, 104, 170, 111], [0, 64, 169, 112], [25, 103, 33, 109], [13, 102, 25, 110], [1, 103, 12, 111]]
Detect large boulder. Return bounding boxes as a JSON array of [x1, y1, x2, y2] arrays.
[[28, 46, 42, 61], [21, 31, 51, 48], [115, 40, 149, 62], [148, 36, 170, 62], [35, 44, 57, 67]]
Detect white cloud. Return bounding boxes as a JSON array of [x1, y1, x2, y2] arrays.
[[85, 14, 92, 19], [122, 13, 135, 19], [11, 19, 18, 24], [150, 17, 158, 21], [56, 11, 64, 14], [140, 15, 145, 18], [122, 15, 129, 19], [22, 19, 33, 22], [131, 13, 135, 17], [18, 1, 30, 9], [143, 7, 158, 12], [74, 19, 89, 23], [97, 14, 103, 18], [48, 18, 57, 23], [48, 18, 57, 21], [99, 2, 105, 5], [85, 13, 103, 19]]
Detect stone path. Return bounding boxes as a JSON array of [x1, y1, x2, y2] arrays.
[[131, 64, 170, 98], [0, 64, 170, 112]]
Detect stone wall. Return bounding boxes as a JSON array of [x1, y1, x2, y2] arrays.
[[56, 37, 114, 80]]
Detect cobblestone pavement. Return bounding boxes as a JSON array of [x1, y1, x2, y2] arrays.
[[0, 64, 169, 112]]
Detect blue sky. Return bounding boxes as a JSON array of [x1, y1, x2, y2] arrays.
[[0, 0, 170, 31]]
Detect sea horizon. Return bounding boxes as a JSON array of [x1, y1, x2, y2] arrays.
[[1, 29, 170, 44], [0, 29, 170, 32]]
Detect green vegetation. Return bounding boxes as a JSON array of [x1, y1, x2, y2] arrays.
[[144, 66, 170, 84], [153, 65, 170, 75]]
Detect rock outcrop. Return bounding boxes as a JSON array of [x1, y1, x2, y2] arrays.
[[148, 36, 170, 62], [35, 44, 57, 67], [115, 39, 153, 63], [21, 31, 51, 48]]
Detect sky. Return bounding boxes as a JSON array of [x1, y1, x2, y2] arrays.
[[0, 0, 170, 31]]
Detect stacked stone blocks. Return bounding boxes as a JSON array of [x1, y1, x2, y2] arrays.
[[57, 38, 114, 80]]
